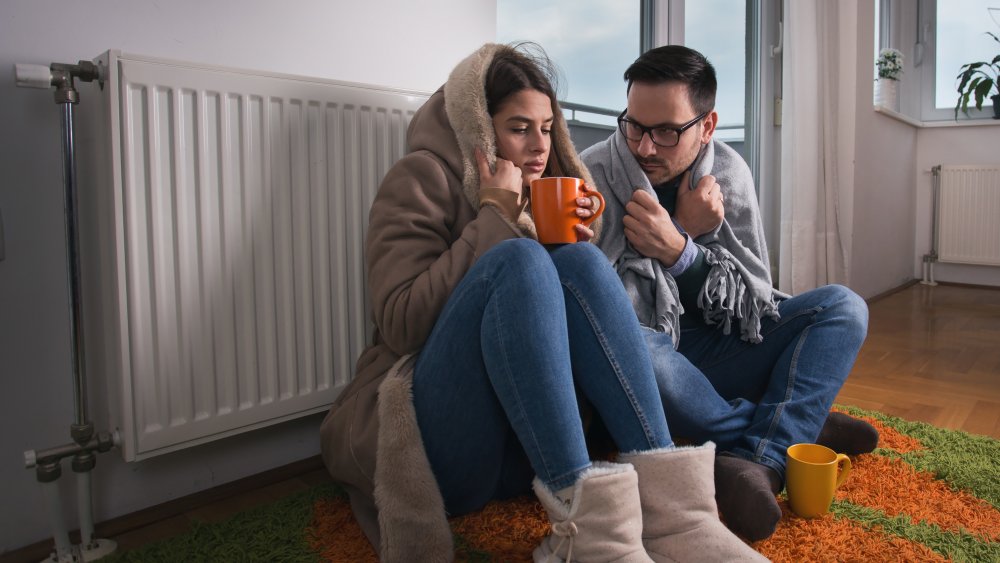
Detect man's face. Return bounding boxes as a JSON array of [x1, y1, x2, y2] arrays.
[[623, 81, 716, 186]]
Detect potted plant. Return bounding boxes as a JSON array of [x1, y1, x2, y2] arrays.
[[954, 31, 1000, 119], [875, 48, 903, 111]]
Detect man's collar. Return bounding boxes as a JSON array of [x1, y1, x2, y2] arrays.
[[655, 175, 684, 192]]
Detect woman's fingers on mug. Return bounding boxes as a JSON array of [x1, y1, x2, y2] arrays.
[[574, 223, 594, 242]]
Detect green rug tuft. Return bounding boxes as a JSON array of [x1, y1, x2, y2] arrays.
[[103, 484, 343, 563]]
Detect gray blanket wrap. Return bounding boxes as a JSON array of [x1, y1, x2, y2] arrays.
[[581, 130, 783, 346]]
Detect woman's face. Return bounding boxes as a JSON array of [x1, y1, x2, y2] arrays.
[[491, 88, 553, 187]]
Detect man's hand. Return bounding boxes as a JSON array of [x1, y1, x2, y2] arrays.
[[675, 170, 724, 239], [624, 190, 687, 266]]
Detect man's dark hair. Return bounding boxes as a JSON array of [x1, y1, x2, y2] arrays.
[[624, 45, 717, 116]]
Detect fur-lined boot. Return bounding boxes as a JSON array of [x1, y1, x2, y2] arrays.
[[532, 462, 652, 563], [619, 443, 769, 562]]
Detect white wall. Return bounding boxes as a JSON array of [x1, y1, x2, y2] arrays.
[[850, 1, 920, 299], [849, 1, 1000, 297], [0, 0, 495, 552]]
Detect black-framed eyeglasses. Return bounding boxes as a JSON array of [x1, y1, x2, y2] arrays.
[[616, 110, 708, 148]]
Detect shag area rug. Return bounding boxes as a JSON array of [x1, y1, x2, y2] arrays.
[[104, 406, 999, 562]]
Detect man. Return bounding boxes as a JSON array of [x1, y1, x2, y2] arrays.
[[580, 45, 878, 542]]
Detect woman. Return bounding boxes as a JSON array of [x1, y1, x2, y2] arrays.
[[319, 43, 764, 562]]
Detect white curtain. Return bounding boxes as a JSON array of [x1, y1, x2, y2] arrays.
[[778, 0, 858, 294]]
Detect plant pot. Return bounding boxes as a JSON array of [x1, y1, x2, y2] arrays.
[[993, 94, 1000, 119], [875, 79, 899, 112]]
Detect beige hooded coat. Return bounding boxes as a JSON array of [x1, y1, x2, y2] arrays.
[[318, 44, 597, 562]]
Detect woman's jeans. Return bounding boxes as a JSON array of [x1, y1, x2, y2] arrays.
[[643, 284, 868, 479], [413, 239, 672, 516]]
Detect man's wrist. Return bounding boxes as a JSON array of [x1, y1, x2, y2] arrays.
[[658, 230, 688, 267], [665, 234, 697, 276]]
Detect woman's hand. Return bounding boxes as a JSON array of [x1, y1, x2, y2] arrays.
[[573, 186, 600, 242], [476, 147, 523, 196]]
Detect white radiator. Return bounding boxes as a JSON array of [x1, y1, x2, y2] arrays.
[[935, 165, 1000, 266], [78, 51, 427, 461]]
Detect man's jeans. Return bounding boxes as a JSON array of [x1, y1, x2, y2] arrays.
[[413, 239, 672, 516], [643, 284, 868, 479]]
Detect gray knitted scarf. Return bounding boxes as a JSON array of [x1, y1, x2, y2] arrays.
[[581, 130, 782, 346]]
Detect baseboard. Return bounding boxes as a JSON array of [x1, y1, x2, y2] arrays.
[[1, 455, 326, 562], [865, 279, 920, 304], [933, 280, 1000, 291], [864, 278, 1000, 307]]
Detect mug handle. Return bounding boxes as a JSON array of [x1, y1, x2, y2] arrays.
[[834, 454, 852, 489], [580, 185, 605, 227]]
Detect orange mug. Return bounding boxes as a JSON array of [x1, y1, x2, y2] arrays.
[[530, 177, 605, 244]]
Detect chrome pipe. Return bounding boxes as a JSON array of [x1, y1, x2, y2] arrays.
[[59, 101, 89, 432]]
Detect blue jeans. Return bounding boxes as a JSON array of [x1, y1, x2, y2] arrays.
[[413, 239, 672, 516], [644, 284, 867, 479]]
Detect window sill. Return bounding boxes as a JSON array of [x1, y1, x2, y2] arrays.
[[874, 105, 1000, 128]]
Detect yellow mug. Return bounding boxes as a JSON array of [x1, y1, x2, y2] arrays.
[[785, 443, 852, 518]]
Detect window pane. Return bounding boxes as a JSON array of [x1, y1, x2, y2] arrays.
[[684, 0, 747, 143], [497, 0, 640, 125], [935, 0, 998, 109]]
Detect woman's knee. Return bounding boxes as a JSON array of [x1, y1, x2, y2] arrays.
[[478, 238, 554, 280], [549, 241, 607, 268], [549, 242, 616, 286]]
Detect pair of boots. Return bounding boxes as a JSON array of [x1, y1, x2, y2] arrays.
[[532, 442, 767, 563]]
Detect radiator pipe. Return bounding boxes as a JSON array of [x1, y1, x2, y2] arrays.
[[59, 99, 91, 437], [921, 165, 941, 286], [15, 59, 116, 561], [51, 61, 102, 435]]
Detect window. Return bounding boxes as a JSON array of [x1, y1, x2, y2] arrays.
[[684, 0, 748, 144], [932, 0, 998, 110], [496, 0, 641, 127], [880, 0, 999, 121], [496, 0, 760, 150]]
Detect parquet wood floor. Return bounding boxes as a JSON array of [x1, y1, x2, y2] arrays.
[[5, 282, 998, 562], [836, 282, 1000, 440]]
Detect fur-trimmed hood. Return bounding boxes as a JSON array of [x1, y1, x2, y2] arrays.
[[410, 42, 601, 239]]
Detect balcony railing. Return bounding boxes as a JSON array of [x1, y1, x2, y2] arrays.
[[560, 100, 744, 142]]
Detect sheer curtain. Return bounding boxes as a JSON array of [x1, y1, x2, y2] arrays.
[[778, 0, 858, 294]]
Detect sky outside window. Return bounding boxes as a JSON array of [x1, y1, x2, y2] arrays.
[[497, 0, 640, 126], [684, 0, 747, 143]]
